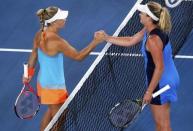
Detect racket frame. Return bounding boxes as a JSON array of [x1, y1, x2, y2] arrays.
[[14, 83, 40, 119]]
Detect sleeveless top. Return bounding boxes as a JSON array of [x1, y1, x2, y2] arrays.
[[141, 28, 180, 89], [37, 48, 66, 89]]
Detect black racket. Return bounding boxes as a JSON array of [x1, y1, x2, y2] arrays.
[[109, 85, 171, 128], [14, 63, 40, 119]]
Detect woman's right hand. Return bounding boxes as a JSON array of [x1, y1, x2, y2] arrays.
[[94, 30, 107, 43]]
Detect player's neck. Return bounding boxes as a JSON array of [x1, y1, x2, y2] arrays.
[[145, 24, 157, 34], [46, 26, 59, 33]]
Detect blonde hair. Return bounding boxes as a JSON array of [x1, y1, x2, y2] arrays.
[[36, 6, 58, 31], [147, 2, 172, 32]]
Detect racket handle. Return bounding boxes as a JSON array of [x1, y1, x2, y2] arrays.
[[141, 103, 147, 110], [152, 85, 171, 98], [23, 63, 28, 78]]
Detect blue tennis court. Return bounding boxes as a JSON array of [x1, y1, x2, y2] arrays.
[[0, 0, 193, 131]]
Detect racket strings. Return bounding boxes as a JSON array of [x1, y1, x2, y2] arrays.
[[15, 91, 39, 119], [109, 100, 141, 127]]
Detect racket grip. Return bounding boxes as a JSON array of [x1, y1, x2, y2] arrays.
[[152, 85, 171, 98], [23, 63, 28, 78]]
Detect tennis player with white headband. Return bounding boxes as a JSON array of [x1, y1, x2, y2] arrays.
[[23, 6, 104, 131], [137, 3, 159, 21], [44, 8, 69, 26], [95, 1, 179, 131]]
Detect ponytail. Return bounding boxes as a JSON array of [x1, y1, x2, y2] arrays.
[[36, 9, 47, 51], [158, 7, 172, 32], [147, 2, 172, 33], [36, 9, 47, 32]]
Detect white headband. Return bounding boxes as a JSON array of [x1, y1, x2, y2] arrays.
[[137, 4, 159, 21], [45, 8, 68, 25]]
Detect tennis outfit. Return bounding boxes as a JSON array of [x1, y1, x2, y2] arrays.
[[141, 28, 180, 105], [37, 48, 68, 104]]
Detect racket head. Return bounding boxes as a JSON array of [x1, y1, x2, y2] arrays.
[[109, 99, 142, 128], [14, 84, 40, 119]]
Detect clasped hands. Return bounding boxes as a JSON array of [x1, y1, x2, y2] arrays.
[[93, 30, 108, 43]]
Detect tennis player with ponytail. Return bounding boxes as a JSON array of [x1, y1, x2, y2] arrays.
[[96, 2, 180, 131], [22, 6, 103, 131]]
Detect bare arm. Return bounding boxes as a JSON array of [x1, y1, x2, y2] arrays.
[[57, 35, 102, 61], [143, 35, 164, 103], [28, 33, 38, 68], [28, 45, 38, 69], [146, 35, 164, 93], [105, 28, 145, 47], [23, 33, 38, 83]]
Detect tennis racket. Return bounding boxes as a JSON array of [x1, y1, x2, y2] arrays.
[[109, 85, 171, 128], [14, 63, 40, 119]]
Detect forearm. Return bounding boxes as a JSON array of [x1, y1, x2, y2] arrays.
[[106, 28, 145, 47], [26, 50, 37, 78], [75, 40, 98, 61], [28, 51, 37, 68], [147, 67, 164, 93], [106, 36, 134, 47]]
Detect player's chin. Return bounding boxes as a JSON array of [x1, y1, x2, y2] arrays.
[[60, 25, 65, 28]]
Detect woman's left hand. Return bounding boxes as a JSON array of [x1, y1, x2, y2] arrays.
[[143, 91, 153, 104]]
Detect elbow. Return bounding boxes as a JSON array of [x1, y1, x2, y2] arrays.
[[156, 64, 164, 74], [75, 57, 83, 61], [69, 52, 84, 61], [31, 50, 37, 56], [126, 37, 136, 47], [74, 54, 84, 61]]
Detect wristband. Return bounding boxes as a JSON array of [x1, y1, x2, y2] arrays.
[[28, 67, 35, 77]]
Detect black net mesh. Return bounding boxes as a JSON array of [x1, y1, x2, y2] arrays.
[[48, 1, 193, 131]]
